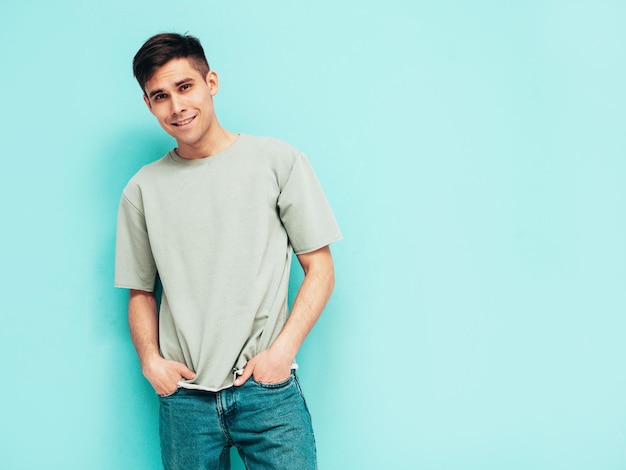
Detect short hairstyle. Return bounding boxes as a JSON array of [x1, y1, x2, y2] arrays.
[[133, 33, 210, 93]]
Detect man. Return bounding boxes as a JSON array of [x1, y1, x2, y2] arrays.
[[114, 33, 341, 469]]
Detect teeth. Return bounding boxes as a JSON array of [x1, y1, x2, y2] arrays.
[[175, 117, 194, 126]]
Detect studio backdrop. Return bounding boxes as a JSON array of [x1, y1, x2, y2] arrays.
[[1, 1, 625, 469]]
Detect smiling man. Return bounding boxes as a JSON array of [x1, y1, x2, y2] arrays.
[[114, 33, 342, 469]]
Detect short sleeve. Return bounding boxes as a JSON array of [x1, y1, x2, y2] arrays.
[[277, 153, 342, 254], [114, 193, 157, 291]]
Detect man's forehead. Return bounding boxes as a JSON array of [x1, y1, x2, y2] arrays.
[[146, 58, 202, 89]]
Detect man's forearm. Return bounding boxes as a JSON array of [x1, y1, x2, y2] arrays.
[[233, 245, 337, 386], [270, 246, 335, 361], [128, 289, 161, 367], [128, 289, 196, 394]]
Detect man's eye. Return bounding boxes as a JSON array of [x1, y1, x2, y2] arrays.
[[154, 94, 167, 101], [180, 84, 191, 91]]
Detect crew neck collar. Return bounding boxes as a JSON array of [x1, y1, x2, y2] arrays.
[[168, 133, 244, 165]]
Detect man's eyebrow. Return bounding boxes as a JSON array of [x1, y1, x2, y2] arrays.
[[175, 77, 194, 87], [148, 88, 165, 99], [147, 78, 195, 99]]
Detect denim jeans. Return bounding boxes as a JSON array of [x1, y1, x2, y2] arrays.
[[159, 372, 317, 469]]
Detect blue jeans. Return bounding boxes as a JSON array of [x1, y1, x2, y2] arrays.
[[159, 372, 317, 469]]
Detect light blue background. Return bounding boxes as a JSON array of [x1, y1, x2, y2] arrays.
[[1, 1, 625, 469]]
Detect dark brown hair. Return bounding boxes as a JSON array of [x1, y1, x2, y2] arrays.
[[133, 33, 210, 93]]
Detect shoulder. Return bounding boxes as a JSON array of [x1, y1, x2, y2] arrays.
[[233, 135, 304, 185], [122, 152, 172, 200], [239, 134, 300, 161]]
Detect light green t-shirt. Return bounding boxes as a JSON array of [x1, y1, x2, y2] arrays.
[[114, 134, 342, 391]]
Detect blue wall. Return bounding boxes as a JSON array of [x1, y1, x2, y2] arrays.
[[2, 1, 626, 469]]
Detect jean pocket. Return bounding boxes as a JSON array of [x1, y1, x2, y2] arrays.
[[158, 387, 181, 398], [251, 373, 295, 389]]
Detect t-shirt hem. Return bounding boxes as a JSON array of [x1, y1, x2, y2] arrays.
[[178, 362, 300, 392], [113, 282, 155, 292], [293, 234, 343, 255]]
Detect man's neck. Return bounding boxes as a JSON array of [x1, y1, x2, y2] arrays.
[[176, 123, 238, 160]]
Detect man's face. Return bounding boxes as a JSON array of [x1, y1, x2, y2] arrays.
[[143, 58, 218, 157]]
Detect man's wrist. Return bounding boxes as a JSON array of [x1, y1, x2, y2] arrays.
[[140, 351, 164, 372], [269, 337, 298, 365]]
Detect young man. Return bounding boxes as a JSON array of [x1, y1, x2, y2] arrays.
[[114, 33, 341, 469]]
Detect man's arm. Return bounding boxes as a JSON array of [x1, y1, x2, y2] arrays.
[[129, 289, 196, 395], [234, 245, 336, 385]]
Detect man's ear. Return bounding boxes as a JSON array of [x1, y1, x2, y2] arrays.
[[206, 70, 219, 97], [143, 94, 153, 112]]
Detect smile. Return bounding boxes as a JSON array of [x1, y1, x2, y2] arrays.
[[172, 116, 195, 127]]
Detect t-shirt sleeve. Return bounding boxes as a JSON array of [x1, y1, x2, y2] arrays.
[[277, 153, 342, 254], [114, 193, 157, 291]]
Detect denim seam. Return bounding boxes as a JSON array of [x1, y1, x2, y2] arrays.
[[295, 375, 318, 465], [216, 391, 235, 446]]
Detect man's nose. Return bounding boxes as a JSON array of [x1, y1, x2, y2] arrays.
[[170, 95, 186, 115]]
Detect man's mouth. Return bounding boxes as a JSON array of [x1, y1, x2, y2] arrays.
[[172, 116, 195, 127]]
